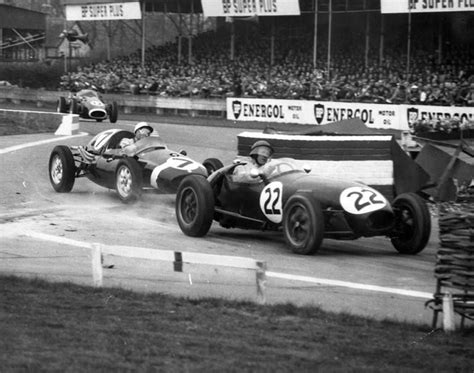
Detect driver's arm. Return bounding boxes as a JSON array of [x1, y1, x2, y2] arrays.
[[119, 137, 134, 148], [261, 160, 276, 177]]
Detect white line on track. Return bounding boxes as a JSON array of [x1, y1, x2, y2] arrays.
[[0, 132, 88, 154], [266, 271, 433, 299], [2, 225, 433, 300]]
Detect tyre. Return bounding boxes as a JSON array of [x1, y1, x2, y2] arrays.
[[49, 145, 76, 192], [283, 192, 325, 255], [202, 158, 224, 176], [176, 175, 214, 237], [109, 101, 118, 123], [69, 99, 78, 114], [115, 158, 143, 203], [57, 97, 67, 113], [390, 193, 431, 254]]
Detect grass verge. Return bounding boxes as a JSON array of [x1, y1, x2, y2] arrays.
[[1, 275, 473, 372]]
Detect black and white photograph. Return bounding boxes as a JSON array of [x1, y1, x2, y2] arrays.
[[1, 0, 473, 371]]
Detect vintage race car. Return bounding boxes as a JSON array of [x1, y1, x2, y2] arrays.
[[175, 158, 432, 255], [56, 89, 118, 123], [48, 129, 223, 202]]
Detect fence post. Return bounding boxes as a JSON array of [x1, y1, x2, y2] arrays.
[[91, 243, 103, 287], [256, 261, 267, 305], [442, 292, 455, 332]]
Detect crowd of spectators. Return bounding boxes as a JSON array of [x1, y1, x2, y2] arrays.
[[61, 29, 474, 107]]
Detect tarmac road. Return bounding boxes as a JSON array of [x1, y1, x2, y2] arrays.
[[0, 115, 443, 327]]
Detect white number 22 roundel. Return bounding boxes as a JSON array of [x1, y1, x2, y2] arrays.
[[259, 182, 283, 223], [339, 186, 387, 215]]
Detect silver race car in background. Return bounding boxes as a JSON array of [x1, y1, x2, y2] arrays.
[[57, 89, 118, 123]]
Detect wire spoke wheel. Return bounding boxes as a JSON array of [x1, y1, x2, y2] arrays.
[[114, 158, 142, 203], [48, 145, 76, 193], [50, 155, 64, 185], [116, 166, 132, 198]]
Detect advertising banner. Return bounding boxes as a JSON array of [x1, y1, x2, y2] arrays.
[[226, 97, 474, 131], [201, 0, 300, 17], [65, 2, 141, 21], [401, 104, 474, 131], [381, 0, 474, 14], [227, 98, 401, 130]]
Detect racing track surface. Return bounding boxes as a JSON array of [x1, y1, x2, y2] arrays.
[[0, 115, 440, 326]]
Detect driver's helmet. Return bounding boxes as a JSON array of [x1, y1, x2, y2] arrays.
[[250, 140, 274, 159], [134, 121, 154, 135]]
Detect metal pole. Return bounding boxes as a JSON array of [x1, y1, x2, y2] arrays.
[[68, 40, 72, 73], [313, 0, 318, 68], [178, 0, 182, 64], [106, 20, 111, 61], [270, 18, 275, 66], [188, 0, 194, 64], [327, 0, 332, 80], [379, 14, 384, 64], [407, 3, 411, 77], [437, 15, 442, 64], [141, 1, 145, 68], [364, 3, 369, 69], [230, 20, 235, 61]]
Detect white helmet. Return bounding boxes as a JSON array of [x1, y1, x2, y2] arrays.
[[134, 122, 154, 134]]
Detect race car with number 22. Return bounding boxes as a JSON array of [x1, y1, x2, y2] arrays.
[[48, 129, 223, 202], [175, 158, 431, 255]]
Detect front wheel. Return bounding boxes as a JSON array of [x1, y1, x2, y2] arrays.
[[57, 97, 67, 113], [283, 193, 325, 255], [202, 158, 224, 176], [390, 193, 431, 254], [109, 101, 118, 123], [49, 145, 76, 192], [176, 175, 214, 237], [115, 158, 143, 203]]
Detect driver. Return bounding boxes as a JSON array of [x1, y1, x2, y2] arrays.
[[120, 121, 154, 148], [233, 140, 275, 183]]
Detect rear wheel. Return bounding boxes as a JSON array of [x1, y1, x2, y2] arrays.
[[49, 145, 76, 192], [69, 99, 78, 114], [390, 193, 431, 254], [283, 193, 325, 255], [203, 158, 224, 176], [115, 158, 142, 203], [176, 175, 214, 237], [109, 101, 118, 123], [57, 97, 67, 113]]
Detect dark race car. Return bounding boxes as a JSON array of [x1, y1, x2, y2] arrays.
[[49, 129, 223, 202], [175, 158, 432, 255], [57, 89, 118, 123]]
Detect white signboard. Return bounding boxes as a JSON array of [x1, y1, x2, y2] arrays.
[[381, 0, 474, 14], [65, 2, 141, 21], [402, 104, 474, 131], [201, 0, 300, 17], [226, 98, 474, 131], [227, 98, 401, 129]]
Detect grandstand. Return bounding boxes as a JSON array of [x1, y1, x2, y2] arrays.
[[1, 1, 473, 106]]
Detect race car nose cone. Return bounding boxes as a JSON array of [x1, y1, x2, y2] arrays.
[[89, 109, 107, 119]]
